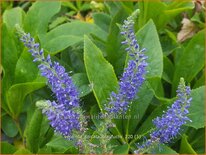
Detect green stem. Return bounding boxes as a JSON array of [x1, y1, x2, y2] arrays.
[[14, 118, 24, 140], [112, 126, 126, 144], [125, 110, 130, 142], [129, 128, 155, 145]]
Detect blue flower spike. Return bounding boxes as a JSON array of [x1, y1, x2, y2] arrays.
[[134, 77, 192, 154], [106, 9, 148, 115], [16, 25, 81, 139]]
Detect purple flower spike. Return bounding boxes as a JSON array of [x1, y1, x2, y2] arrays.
[[150, 78, 192, 143], [36, 100, 80, 139], [105, 10, 148, 114], [134, 78, 192, 154], [16, 25, 81, 137], [17, 28, 79, 108]]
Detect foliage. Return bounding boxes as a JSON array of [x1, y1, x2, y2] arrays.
[[1, 1, 205, 154]]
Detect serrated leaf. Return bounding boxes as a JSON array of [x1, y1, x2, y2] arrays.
[[84, 36, 125, 141], [84, 35, 118, 110]]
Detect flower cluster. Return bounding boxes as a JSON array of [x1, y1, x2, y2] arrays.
[[16, 25, 81, 138], [36, 100, 80, 138], [18, 32, 79, 108], [134, 78, 192, 154], [106, 10, 148, 114], [16, 9, 193, 154]]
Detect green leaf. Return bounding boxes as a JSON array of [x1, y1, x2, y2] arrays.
[[38, 117, 54, 148], [106, 8, 128, 76], [92, 12, 111, 33], [72, 73, 92, 97], [90, 104, 101, 127], [1, 142, 17, 154], [179, 134, 197, 154], [3, 7, 25, 30], [60, 46, 85, 73], [62, 2, 78, 11], [166, 0, 194, 15], [14, 49, 40, 83], [113, 144, 129, 154], [160, 29, 179, 56], [152, 144, 178, 154], [7, 82, 45, 118], [46, 135, 77, 153], [172, 30, 205, 95], [37, 146, 53, 154], [136, 19, 163, 78], [1, 115, 18, 137], [43, 35, 82, 54], [162, 56, 175, 84], [148, 77, 164, 97], [48, 16, 68, 30], [26, 109, 43, 153], [187, 128, 205, 153], [40, 21, 107, 53], [138, 0, 194, 29], [119, 1, 134, 14], [84, 36, 125, 141], [14, 148, 32, 154], [186, 86, 205, 129], [104, 1, 122, 17], [24, 1, 61, 35], [124, 81, 154, 137], [193, 73, 205, 89], [138, 0, 167, 29], [84, 35, 118, 110], [2, 24, 19, 112], [135, 103, 168, 137]]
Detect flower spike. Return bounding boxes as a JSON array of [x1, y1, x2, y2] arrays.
[[106, 9, 148, 114], [134, 78, 192, 154]]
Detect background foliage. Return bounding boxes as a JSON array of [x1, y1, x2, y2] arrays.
[[1, 0, 205, 154]]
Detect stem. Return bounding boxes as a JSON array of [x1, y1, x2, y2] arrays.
[[129, 128, 155, 145], [112, 126, 126, 144], [14, 118, 23, 140], [125, 110, 130, 142]]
